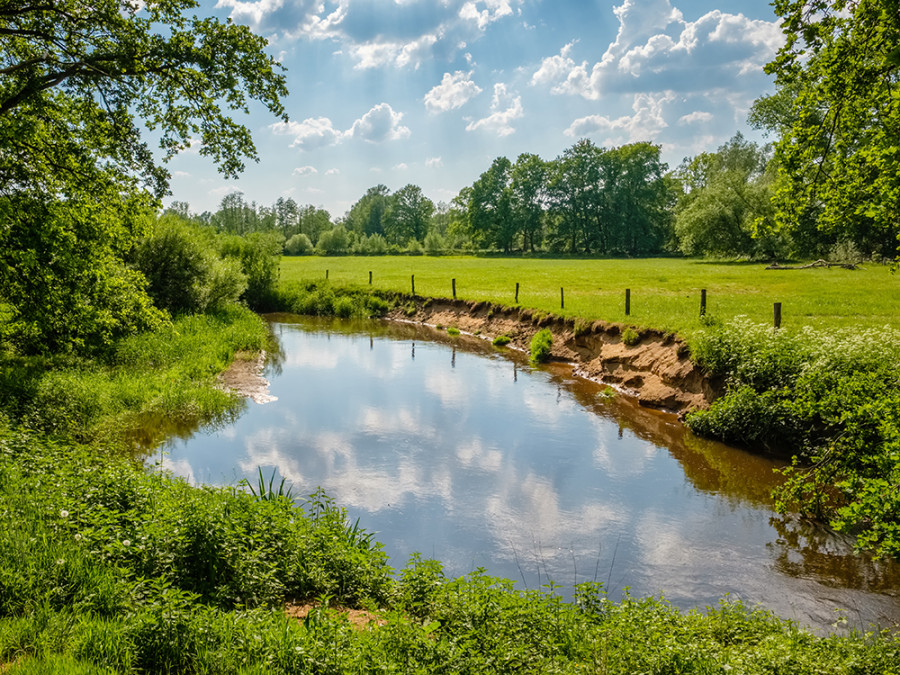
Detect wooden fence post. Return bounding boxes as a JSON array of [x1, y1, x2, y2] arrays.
[[774, 302, 782, 329], [411, 275, 415, 296], [369, 271, 372, 285], [452, 278, 456, 299], [326, 269, 329, 280], [625, 289, 631, 316], [560, 287, 565, 310], [700, 289, 707, 316], [515, 282, 519, 303]]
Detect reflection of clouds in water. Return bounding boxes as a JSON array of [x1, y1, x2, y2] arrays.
[[161, 456, 198, 484], [359, 406, 436, 439], [456, 439, 503, 472], [520, 384, 578, 427], [424, 370, 467, 408], [591, 417, 659, 479]]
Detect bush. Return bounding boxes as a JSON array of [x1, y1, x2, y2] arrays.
[[529, 329, 553, 364], [133, 216, 247, 315], [492, 335, 511, 347], [446, 326, 460, 336], [316, 226, 351, 255], [621, 327, 640, 346], [423, 231, 445, 256], [284, 233, 314, 255], [219, 232, 283, 311], [685, 319, 900, 557]]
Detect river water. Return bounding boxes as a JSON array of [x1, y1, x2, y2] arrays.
[[154, 315, 900, 632]]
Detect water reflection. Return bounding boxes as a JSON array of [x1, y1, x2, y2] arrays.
[[154, 315, 900, 632]]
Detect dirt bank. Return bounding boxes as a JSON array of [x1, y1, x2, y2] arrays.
[[387, 298, 719, 414]]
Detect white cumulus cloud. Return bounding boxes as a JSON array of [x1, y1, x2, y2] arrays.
[[426, 157, 443, 168], [347, 103, 411, 143], [564, 92, 675, 143], [271, 117, 343, 151], [425, 71, 483, 113], [532, 0, 782, 99], [465, 83, 523, 137], [292, 165, 318, 175]]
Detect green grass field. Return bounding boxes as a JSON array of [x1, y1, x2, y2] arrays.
[[281, 256, 900, 337]]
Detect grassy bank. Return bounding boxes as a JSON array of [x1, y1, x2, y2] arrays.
[[280, 256, 900, 337], [1, 290, 899, 672], [2, 425, 898, 674], [0, 305, 268, 447]]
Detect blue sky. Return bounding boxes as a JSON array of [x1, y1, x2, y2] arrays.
[[165, 0, 784, 218]]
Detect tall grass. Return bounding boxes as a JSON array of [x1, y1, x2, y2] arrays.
[[2, 425, 898, 673], [0, 304, 269, 444]]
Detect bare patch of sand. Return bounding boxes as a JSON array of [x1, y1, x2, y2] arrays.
[[219, 350, 277, 404]]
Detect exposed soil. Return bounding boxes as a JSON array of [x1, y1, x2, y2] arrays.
[[219, 350, 277, 404], [388, 298, 721, 414]]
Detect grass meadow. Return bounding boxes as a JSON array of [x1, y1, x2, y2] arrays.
[[281, 256, 900, 337]]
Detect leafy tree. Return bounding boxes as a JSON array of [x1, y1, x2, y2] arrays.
[[673, 134, 778, 258], [547, 140, 605, 254], [298, 205, 333, 245], [316, 225, 351, 255], [0, 0, 287, 353], [761, 0, 900, 258], [219, 231, 283, 310], [274, 197, 300, 238], [603, 142, 673, 255], [467, 157, 515, 252], [284, 233, 314, 255], [385, 184, 434, 246], [132, 216, 246, 314], [510, 153, 548, 252], [345, 185, 391, 237]]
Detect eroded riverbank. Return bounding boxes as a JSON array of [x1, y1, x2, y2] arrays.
[[387, 298, 720, 414]]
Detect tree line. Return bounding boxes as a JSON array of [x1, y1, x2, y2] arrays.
[[2, 0, 898, 356]]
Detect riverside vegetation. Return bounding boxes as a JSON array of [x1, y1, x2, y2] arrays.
[[3, 276, 900, 672]]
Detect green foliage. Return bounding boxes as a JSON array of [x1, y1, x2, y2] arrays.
[[621, 327, 640, 346], [686, 318, 900, 557], [423, 230, 445, 255], [133, 215, 247, 315], [316, 226, 351, 255], [0, 305, 267, 443], [492, 334, 511, 347], [275, 282, 390, 320], [219, 231, 283, 310], [0, 194, 167, 355], [446, 326, 460, 336], [529, 328, 553, 364], [0, 1, 287, 355], [673, 133, 782, 258], [761, 0, 900, 259], [284, 233, 314, 256]]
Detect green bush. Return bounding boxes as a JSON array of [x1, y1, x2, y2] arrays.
[[492, 334, 511, 347], [446, 326, 460, 336], [686, 319, 900, 558], [621, 327, 640, 346], [132, 216, 247, 315], [529, 329, 553, 363], [284, 233, 314, 255]]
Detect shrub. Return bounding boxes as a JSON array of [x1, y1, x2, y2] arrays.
[[529, 329, 553, 363], [284, 233, 314, 255], [622, 327, 640, 346], [316, 226, 350, 255], [446, 326, 460, 336], [423, 231, 445, 256], [219, 232, 283, 311], [492, 335, 511, 347], [133, 216, 247, 315]]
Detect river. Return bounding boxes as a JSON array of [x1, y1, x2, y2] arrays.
[[152, 315, 900, 632]]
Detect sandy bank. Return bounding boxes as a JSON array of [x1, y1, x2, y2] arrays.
[[388, 298, 720, 414]]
